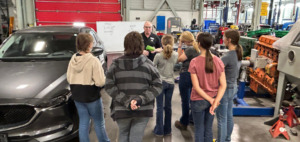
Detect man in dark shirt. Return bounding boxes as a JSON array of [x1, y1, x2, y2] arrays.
[[141, 21, 162, 61]]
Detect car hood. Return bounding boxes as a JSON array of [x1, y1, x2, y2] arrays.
[[0, 61, 69, 99]]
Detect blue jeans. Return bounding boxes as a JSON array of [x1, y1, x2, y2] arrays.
[[154, 81, 174, 135], [216, 84, 237, 142], [179, 72, 193, 125], [74, 98, 110, 142], [191, 100, 214, 142], [116, 117, 149, 142]]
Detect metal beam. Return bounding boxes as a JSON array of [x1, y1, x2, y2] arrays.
[[224, 0, 229, 25], [268, 0, 274, 26], [277, 0, 281, 24], [273, 72, 287, 117], [150, 0, 165, 22], [198, 0, 204, 28], [166, 0, 179, 17], [236, 0, 242, 25], [251, 0, 262, 30], [125, 0, 130, 21]]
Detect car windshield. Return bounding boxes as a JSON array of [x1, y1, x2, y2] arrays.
[[0, 33, 77, 61]]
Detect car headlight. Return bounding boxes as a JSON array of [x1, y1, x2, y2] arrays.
[[36, 91, 71, 108]]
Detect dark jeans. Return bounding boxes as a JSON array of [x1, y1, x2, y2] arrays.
[[154, 81, 175, 135], [191, 100, 214, 142], [179, 71, 193, 125]]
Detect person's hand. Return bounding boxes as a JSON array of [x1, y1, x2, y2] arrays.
[[209, 98, 215, 105], [153, 48, 163, 53], [209, 100, 220, 115], [143, 50, 149, 56], [130, 100, 140, 110], [178, 40, 182, 48]]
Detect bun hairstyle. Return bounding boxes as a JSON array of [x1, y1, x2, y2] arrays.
[[161, 34, 174, 59], [197, 33, 214, 73]]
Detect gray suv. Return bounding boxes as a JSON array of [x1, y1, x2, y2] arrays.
[[0, 26, 106, 142]]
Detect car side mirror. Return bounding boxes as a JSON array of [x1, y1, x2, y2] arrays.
[[92, 47, 103, 56]]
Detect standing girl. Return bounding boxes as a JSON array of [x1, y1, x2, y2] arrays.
[[105, 31, 162, 142], [67, 33, 110, 142], [153, 34, 178, 136], [216, 29, 243, 142], [189, 33, 226, 142], [175, 31, 200, 130]]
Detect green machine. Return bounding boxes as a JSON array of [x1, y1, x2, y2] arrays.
[[239, 36, 257, 57]]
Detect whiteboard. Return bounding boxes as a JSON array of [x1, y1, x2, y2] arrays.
[[96, 21, 145, 52]]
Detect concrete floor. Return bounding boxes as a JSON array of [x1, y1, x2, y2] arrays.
[[84, 83, 300, 142]]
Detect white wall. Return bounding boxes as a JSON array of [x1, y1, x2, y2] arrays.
[[130, 10, 199, 33]]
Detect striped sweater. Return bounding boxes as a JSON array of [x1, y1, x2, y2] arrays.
[[105, 55, 162, 120]]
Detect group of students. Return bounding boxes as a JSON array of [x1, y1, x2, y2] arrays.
[[66, 22, 242, 142]]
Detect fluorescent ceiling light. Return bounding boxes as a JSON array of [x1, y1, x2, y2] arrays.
[[73, 22, 85, 27]]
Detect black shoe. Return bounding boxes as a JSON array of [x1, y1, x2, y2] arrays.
[[175, 120, 187, 130]]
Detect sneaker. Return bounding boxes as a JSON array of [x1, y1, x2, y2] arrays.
[[174, 120, 187, 130]]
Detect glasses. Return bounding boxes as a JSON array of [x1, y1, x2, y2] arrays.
[[144, 26, 152, 29]]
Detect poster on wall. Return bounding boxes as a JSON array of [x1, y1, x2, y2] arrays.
[[96, 21, 145, 52]]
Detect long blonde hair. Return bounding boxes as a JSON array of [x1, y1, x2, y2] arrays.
[[161, 34, 174, 59], [179, 31, 199, 53]]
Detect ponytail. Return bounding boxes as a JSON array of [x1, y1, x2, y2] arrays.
[[197, 32, 214, 73], [224, 29, 243, 60], [236, 44, 243, 61], [163, 44, 173, 59], [205, 50, 214, 73]]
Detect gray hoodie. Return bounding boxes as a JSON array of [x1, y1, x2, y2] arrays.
[[105, 55, 162, 120]]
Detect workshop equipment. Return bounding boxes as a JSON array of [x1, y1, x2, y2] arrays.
[[285, 106, 300, 128], [269, 115, 290, 140], [274, 30, 300, 118], [239, 36, 257, 57], [249, 35, 280, 95]]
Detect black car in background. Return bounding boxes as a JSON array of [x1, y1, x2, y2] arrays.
[[0, 26, 106, 142]]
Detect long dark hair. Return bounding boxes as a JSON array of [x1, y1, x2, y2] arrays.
[[224, 29, 243, 61], [197, 33, 214, 73]]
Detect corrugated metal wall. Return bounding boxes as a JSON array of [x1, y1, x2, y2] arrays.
[[130, 0, 193, 11], [35, 0, 121, 31]]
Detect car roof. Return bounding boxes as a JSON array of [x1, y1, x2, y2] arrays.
[[15, 25, 92, 34]]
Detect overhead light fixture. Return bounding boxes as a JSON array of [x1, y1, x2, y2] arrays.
[[34, 41, 46, 52], [16, 84, 28, 90], [73, 22, 85, 27]]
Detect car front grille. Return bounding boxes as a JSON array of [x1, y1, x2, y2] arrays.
[[0, 105, 35, 129]]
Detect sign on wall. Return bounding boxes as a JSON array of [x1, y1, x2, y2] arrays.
[[96, 21, 145, 52], [260, 2, 269, 16]]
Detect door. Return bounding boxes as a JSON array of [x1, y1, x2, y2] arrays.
[[35, 0, 122, 31]]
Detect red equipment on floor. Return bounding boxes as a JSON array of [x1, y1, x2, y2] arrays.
[[269, 115, 290, 140], [286, 106, 300, 128]]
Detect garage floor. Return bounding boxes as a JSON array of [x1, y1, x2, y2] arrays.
[[79, 80, 300, 142], [61, 68, 298, 142]]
